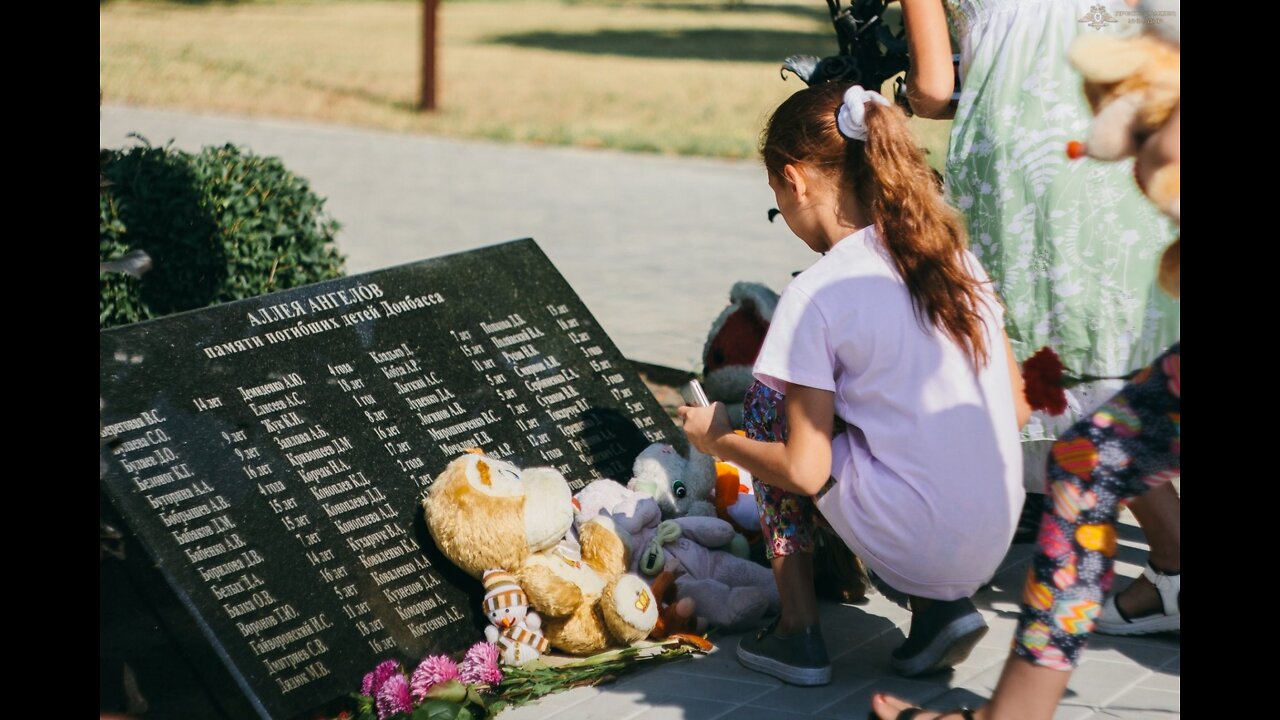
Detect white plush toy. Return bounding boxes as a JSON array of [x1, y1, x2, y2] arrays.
[[480, 569, 550, 667]]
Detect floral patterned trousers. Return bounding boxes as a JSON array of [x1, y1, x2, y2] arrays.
[[741, 380, 829, 559], [1014, 343, 1181, 670]]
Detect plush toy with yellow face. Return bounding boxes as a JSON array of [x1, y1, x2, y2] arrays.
[[423, 454, 658, 655], [1068, 25, 1179, 297]]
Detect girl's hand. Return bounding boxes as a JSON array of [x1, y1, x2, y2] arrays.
[[677, 402, 732, 455]]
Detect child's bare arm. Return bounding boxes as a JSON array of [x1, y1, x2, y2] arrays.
[[901, 0, 956, 120], [679, 384, 834, 497]]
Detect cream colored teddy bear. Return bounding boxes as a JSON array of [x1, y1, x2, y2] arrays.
[[423, 454, 658, 655]]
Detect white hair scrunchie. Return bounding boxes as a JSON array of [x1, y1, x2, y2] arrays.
[[836, 85, 891, 142]]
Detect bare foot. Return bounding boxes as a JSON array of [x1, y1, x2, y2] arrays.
[[1115, 574, 1160, 618], [1113, 569, 1179, 619]]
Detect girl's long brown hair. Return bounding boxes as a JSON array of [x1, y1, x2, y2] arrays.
[[762, 82, 991, 367]]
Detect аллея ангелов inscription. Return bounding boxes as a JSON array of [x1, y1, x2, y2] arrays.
[[100, 239, 680, 719]]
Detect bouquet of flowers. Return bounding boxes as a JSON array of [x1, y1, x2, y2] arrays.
[[350, 635, 712, 720]]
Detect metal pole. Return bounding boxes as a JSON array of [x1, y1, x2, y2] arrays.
[[420, 0, 438, 111]]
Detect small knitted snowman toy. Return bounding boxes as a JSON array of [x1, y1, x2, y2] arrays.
[[480, 569, 551, 666]]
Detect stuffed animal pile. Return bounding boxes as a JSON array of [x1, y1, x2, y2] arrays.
[[422, 454, 658, 655]]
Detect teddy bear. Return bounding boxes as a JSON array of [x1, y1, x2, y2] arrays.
[[1067, 32, 1179, 222], [574, 478, 780, 631], [702, 282, 779, 429], [422, 453, 658, 655], [1066, 10, 1179, 296], [479, 569, 551, 667]]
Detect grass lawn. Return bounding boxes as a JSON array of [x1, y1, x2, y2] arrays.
[[100, 0, 951, 164]]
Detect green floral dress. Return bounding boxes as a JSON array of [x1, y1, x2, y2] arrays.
[[944, 0, 1180, 490]]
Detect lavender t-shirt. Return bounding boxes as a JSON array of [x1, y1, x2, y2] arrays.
[[754, 226, 1023, 599]]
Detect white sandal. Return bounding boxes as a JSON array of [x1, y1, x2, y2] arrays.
[[1095, 562, 1180, 636]]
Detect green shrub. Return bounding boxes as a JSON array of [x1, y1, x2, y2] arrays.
[[100, 138, 345, 328]]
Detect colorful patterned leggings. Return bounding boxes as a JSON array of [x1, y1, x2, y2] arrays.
[[1014, 343, 1181, 670], [741, 380, 828, 560]]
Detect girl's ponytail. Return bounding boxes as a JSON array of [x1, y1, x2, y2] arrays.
[[855, 101, 990, 367]]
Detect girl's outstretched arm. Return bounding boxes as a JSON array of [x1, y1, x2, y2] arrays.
[[679, 383, 835, 496]]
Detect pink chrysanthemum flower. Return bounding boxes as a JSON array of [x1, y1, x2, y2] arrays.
[[361, 659, 402, 697], [410, 654, 461, 702], [375, 674, 413, 720], [459, 641, 503, 687]]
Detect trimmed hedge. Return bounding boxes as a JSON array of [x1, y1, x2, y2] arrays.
[[100, 138, 345, 328]]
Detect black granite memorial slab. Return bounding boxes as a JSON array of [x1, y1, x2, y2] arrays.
[[100, 239, 682, 719]]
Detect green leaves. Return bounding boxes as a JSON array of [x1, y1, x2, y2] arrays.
[[492, 638, 707, 710], [423, 680, 467, 703], [418, 680, 491, 718], [412, 699, 477, 720], [100, 137, 346, 328]]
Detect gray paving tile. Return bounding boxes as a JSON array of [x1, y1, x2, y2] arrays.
[[613, 668, 775, 704], [1085, 634, 1179, 671], [543, 688, 734, 720], [1135, 667, 1179, 693], [822, 614, 906, 661], [1059, 659, 1150, 707], [1092, 687, 1180, 717], [832, 678, 965, 719], [675, 643, 785, 687], [743, 677, 874, 715], [974, 612, 1020, 652], [832, 592, 914, 627], [834, 621, 1005, 686], [617, 697, 743, 720], [830, 630, 907, 676], [949, 644, 1014, 686], [1080, 706, 1179, 719], [976, 571, 1034, 620], [726, 705, 845, 720], [1051, 705, 1098, 720]]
